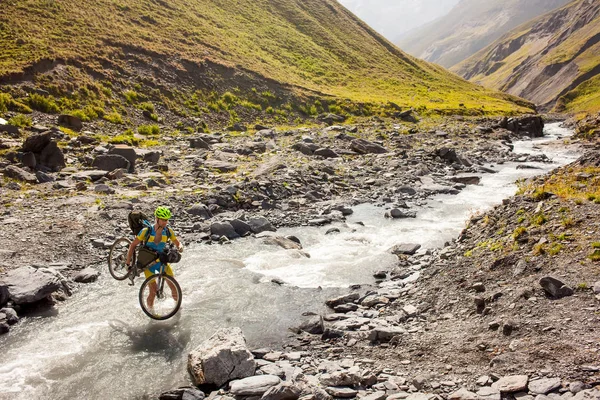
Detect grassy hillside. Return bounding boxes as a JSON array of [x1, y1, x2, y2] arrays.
[[0, 0, 532, 128], [397, 0, 570, 69], [453, 0, 600, 114]]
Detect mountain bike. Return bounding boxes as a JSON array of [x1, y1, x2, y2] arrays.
[[108, 238, 182, 320]]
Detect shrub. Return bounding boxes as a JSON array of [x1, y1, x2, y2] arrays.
[[589, 249, 600, 262], [123, 90, 140, 104], [513, 226, 527, 240], [138, 102, 155, 113], [8, 114, 32, 128], [265, 106, 274, 114], [531, 213, 548, 226], [138, 124, 160, 135], [28, 94, 60, 113], [222, 92, 238, 105], [104, 112, 124, 124]]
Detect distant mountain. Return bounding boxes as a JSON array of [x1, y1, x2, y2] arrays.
[[453, 0, 600, 113], [397, 0, 571, 68], [0, 0, 532, 124]]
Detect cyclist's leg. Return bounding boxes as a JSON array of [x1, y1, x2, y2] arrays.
[[144, 263, 159, 308], [163, 264, 178, 302]]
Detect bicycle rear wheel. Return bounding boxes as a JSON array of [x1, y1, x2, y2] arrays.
[[139, 274, 182, 320], [108, 237, 132, 281]]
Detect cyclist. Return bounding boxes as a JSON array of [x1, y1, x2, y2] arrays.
[[125, 206, 183, 312]]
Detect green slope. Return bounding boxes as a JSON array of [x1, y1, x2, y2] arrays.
[[453, 0, 600, 113], [0, 0, 532, 123]]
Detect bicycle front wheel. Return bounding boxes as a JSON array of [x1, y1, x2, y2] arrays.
[[139, 274, 182, 320], [108, 237, 132, 281]]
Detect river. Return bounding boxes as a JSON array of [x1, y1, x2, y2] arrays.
[[0, 123, 581, 400]]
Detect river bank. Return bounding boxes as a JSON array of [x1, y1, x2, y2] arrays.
[[0, 115, 599, 399]]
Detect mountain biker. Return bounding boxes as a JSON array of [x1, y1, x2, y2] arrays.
[[125, 206, 183, 311]]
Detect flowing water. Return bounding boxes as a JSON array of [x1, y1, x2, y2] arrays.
[[0, 123, 581, 399]]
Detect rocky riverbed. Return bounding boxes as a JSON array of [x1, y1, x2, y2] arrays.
[[1, 113, 599, 399]]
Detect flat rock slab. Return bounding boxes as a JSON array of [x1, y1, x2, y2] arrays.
[[492, 375, 529, 393], [476, 387, 500, 400], [229, 375, 281, 396], [448, 388, 478, 400], [205, 160, 237, 172], [528, 378, 561, 394], [572, 389, 600, 400], [325, 387, 358, 398], [1, 267, 64, 304]]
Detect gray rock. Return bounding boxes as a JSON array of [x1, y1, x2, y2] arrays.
[[0, 124, 19, 135], [0, 322, 9, 334], [324, 387, 357, 398], [72, 170, 108, 181], [360, 392, 387, 400], [58, 114, 83, 130], [187, 204, 212, 219], [314, 148, 340, 158], [39, 141, 65, 170], [188, 327, 256, 386], [592, 282, 600, 294], [210, 222, 240, 240], [22, 152, 36, 168], [22, 131, 52, 153], [528, 378, 562, 395], [108, 145, 136, 172], [350, 138, 387, 154], [190, 138, 211, 149], [449, 175, 481, 185], [73, 267, 100, 283], [142, 151, 161, 164], [448, 388, 478, 400], [0, 266, 64, 304], [293, 142, 319, 155], [230, 375, 281, 396], [249, 217, 276, 234], [4, 165, 37, 183], [261, 382, 303, 400], [389, 243, 421, 256], [92, 154, 131, 172], [0, 308, 18, 325], [477, 387, 501, 400], [492, 375, 529, 393], [36, 170, 55, 183], [325, 293, 359, 308], [230, 219, 253, 237], [95, 184, 115, 194], [158, 386, 205, 400], [299, 316, 324, 334], [389, 209, 416, 219], [205, 160, 237, 172], [571, 389, 600, 400], [368, 326, 406, 342], [539, 277, 574, 298], [569, 382, 589, 394]]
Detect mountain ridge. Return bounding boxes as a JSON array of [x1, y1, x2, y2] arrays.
[[452, 0, 600, 113], [0, 0, 532, 126]]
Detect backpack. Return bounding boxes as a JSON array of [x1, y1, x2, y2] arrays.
[[128, 211, 151, 236]]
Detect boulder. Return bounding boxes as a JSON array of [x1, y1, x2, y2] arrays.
[[299, 316, 324, 334], [491, 375, 529, 393], [0, 266, 65, 304], [448, 388, 479, 400], [92, 154, 131, 172], [39, 141, 65, 170], [210, 222, 240, 240], [36, 171, 54, 183], [230, 375, 281, 396], [249, 217, 276, 234], [22, 152, 37, 168], [325, 293, 360, 308], [350, 139, 388, 154], [3, 165, 37, 183], [188, 327, 256, 386], [507, 115, 544, 138], [293, 142, 319, 155], [22, 132, 52, 153], [230, 219, 253, 237], [58, 114, 83, 130], [572, 389, 600, 400], [318, 113, 345, 125], [0, 308, 18, 325], [389, 209, 416, 219], [324, 387, 357, 398], [436, 148, 472, 166], [109, 145, 136, 172], [528, 378, 561, 395], [539, 276, 574, 298], [449, 175, 481, 185], [0, 124, 19, 135]]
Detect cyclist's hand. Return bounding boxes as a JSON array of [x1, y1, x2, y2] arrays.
[[177, 245, 184, 253]]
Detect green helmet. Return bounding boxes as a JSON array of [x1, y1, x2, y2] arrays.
[[154, 206, 172, 220]]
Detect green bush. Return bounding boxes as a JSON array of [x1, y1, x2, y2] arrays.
[[8, 114, 32, 127], [28, 94, 60, 113], [222, 92, 238, 105], [123, 90, 140, 104], [138, 102, 155, 113], [138, 124, 160, 135], [104, 112, 124, 124]]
